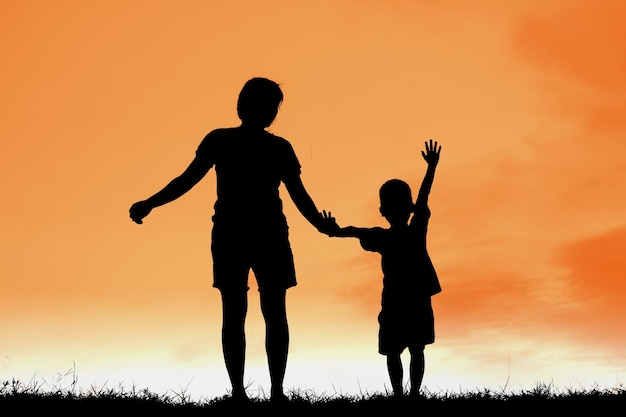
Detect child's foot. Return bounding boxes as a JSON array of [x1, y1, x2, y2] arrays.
[[409, 391, 425, 401], [392, 390, 406, 399]]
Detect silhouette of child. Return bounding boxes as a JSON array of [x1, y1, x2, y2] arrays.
[[321, 140, 442, 398], [129, 77, 332, 402]]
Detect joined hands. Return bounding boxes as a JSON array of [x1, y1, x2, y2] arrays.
[[319, 210, 340, 236]]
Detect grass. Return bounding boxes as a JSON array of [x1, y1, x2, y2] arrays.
[[1, 374, 624, 416]]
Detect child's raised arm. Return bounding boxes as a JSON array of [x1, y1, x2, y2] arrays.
[[415, 139, 441, 208]]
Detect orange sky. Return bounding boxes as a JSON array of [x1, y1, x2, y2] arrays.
[[1, 0, 625, 400]]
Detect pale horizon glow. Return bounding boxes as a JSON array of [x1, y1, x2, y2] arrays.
[[1, 0, 625, 401]]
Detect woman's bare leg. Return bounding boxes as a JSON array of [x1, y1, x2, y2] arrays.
[[220, 290, 248, 399], [260, 289, 289, 400]]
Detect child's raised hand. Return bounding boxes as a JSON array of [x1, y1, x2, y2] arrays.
[[319, 210, 341, 236], [421, 139, 441, 166]]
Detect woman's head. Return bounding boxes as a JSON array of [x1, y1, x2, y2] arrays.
[[237, 77, 283, 128]]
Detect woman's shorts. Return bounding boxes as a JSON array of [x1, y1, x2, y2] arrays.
[[211, 223, 297, 292]]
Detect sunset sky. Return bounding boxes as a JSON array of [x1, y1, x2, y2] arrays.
[[2, 0, 625, 401]]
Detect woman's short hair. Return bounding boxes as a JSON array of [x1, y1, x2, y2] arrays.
[[237, 77, 284, 128]]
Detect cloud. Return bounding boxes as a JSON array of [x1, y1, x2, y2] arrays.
[[510, 2, 626, 358], [549, 226, 626, 340], [514, 0, 626, 137], [433, 226, 626, 386]]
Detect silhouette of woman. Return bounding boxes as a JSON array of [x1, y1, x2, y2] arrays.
[[129, 78, 331, 401]]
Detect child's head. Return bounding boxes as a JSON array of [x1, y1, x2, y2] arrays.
[[379, 179, 414, 226], [237, 77, 284, 128]]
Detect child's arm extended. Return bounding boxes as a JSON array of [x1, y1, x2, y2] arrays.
[[320, 211, 367, 238], [415, 139, 441, 208], [334, 226, 369, 238]]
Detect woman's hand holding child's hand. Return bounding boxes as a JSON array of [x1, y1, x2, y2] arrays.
[[319, 210, 340, 236]]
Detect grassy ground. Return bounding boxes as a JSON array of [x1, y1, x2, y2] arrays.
[[1, 378, 624, 416]]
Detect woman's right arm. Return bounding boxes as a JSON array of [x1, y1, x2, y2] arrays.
[[129, 155, 212, 224]]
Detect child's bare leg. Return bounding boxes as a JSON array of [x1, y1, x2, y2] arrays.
[[409, 345, 425, 397], [386, 354, 404, 396]]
